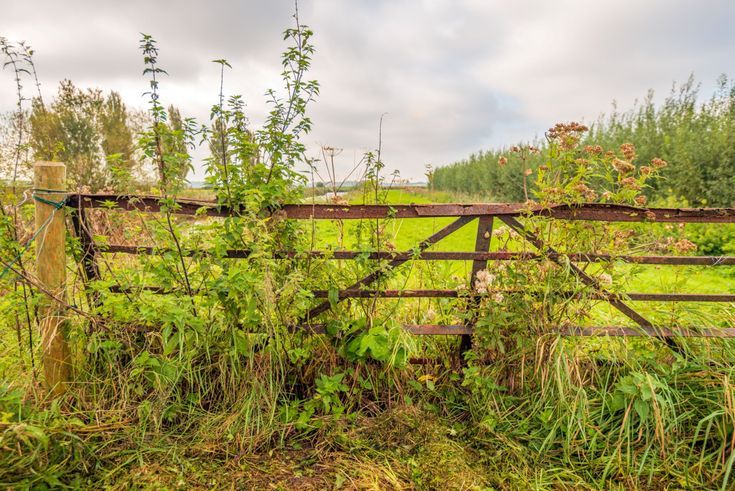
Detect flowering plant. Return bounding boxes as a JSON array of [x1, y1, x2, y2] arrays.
[[465, 123, 670, 388]]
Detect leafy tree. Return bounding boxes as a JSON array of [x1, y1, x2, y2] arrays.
[[435, 75, 735, 206], [28, 80, 142, 191]]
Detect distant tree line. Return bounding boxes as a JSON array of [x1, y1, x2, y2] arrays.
[[434, 76, 735, 206]]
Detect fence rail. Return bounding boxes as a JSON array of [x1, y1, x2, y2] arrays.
[[69, 194, 735, 222], [68, 193, 735, 344]]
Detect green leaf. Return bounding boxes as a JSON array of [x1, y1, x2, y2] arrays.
[[633, 399, 650, 421], [328, 286, 340, 309]]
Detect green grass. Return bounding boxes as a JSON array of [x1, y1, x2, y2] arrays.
[[185, 184, 733, 297]]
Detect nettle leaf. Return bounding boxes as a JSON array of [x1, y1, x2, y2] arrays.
[[163, 327, 180, 356], [639, 384, 654, 402], [633, 399, 650, 422], [360, 326, 391, 361], [325, 319, 342, 337], [393, 346, 408, 368], [328, 286, 340, 309], [232, 330, 251, 356], [609, 392, 627, 412]]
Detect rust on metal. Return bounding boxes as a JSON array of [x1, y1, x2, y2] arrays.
[[102, 245, 735, 267], [500, 215, 687, 353], [109, 285, 735, 304], [70, 205, 101, 284], [298, 323, 473, 335], [462, 215, 495, 353], [70, 194, 735, 223], [561, 326, 735, 337], [309, 290, 735, 302], [500, 216, 654, 328], [283, 323, 735, 337]]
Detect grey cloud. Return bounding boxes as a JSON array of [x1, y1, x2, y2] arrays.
[[1, 0, 734, 180]]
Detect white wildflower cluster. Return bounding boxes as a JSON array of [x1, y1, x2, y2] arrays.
[[474, 269, 496, 294], [598, 273, 613, 286], [492, 226, 519, 240]]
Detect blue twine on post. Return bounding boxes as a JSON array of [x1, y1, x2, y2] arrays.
[[0, 189, 68, 280]]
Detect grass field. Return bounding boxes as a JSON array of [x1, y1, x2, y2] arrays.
[[3, 187, 735, 489], [309, 188, 735, 327]]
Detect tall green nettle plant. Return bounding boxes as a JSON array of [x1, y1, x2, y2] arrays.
[[138, 34, 196, 195], [258, 6, 319, 208]]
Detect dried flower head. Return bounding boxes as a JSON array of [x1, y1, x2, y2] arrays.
[[498, 156, 508, 166], [330, 195, 349, 206], [543, 187, 566, 200], [672, 239, 697, 254], [584, 145, 603, 155], [620, 143, 636, 161], [612, 158, 635, 174], [573, 183, 597, 201], [634, 195, 648, 206], [475, 269, 495, 285], [546, 122, 589, 150], [474, 269, 496, 294], [639, 166, 653, 176], [621, 177, 641, 190], [651, 158, 668, 169]]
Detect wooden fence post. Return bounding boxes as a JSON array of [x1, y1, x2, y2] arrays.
[[34, 161, 71, 396]]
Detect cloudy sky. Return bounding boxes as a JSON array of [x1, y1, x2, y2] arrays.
[[2, 0, 734, 181]]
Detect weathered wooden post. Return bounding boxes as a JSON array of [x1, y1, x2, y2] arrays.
[[34, 161, 71, 396]]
